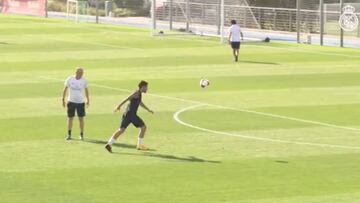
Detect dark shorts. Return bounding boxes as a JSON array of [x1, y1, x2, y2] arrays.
[[231, 41, 241, 49], [120, 113, 145, 129], [67, 102, 85, 118]]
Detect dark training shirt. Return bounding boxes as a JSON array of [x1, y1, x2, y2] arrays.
[[124, 91, 142, 116]]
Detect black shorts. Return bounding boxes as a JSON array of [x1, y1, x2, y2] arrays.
[[67, 102, 85, 118], [231, 41, 241, 49], [120, 113, 145, 129]]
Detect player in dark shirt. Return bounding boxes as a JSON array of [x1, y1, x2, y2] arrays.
[[105, 81, 154, 153]]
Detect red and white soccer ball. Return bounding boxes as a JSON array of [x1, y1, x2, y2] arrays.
[[200, 79, 210, 88]]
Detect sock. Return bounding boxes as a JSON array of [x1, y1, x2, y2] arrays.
[[68, 130, 72, 136], [108, 138, 116, 146], [137, 137, 143, 146], [80, 132, 83, 137]]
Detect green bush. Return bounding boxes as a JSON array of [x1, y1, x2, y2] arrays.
[[113, 8, 136, 17], [47, 0, 67, 12], [88, 7, 106, 17], [116, 8, 149, 17], [113, 0, 150, 16], [134, 6, 150, 16]]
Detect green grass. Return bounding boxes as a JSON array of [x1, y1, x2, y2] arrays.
[[1, 13, 360, 203]]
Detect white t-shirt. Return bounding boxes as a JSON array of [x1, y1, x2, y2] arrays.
[[65, 76, 88, 103], [229, 24, 242, 42]]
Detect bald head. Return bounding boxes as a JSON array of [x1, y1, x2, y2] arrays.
[[75, 67, 84, 79]]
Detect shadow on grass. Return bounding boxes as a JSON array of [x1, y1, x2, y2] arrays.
[[240, 60, 279, 65], [140, 152, 221, 163], [85, 139, 221, 164], [0, 42, 9, 45], [275, 160, 289, 164], [85, 138, 155, 151]]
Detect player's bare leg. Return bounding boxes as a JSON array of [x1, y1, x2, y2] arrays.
[[65, 117, 73, 140], [235, 49, 239, 62], [232, 49, 237, 62], [137, 125, 147, 150], [105, 128, 126, 153], [79, 117, 84, 140]]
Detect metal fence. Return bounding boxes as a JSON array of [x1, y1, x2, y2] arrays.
[[155, 3, 327, 32], [46, 0, 151, 20], [153, 0, 360, 47], [41, 0, 360, 48]]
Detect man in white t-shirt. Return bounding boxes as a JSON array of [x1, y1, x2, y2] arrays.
[[228, 20, 244, 62], [62, 68, 90, 140]]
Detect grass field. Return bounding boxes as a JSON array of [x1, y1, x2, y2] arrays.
[[2, 13, 360, 203]]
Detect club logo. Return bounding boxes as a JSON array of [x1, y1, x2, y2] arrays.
[[339, 5, 359, 32]]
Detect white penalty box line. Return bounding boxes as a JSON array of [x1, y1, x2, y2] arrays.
[[95, 81, 360, 150], [40, 76, 360, 149], [70, 79, 360, 133], [173, 104, 360, 150], [39, 76, 360, 133], [36, 30, 360, 149]]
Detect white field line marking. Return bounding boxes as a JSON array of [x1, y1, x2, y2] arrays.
[[25, 34, 141, 50], [214, 105, 360, 133], [77, 25, 360, 59], [39, 76, 360, 133], [250, 44, 360, 59], [173, 104, 360, 150], [33, 22, 360, 59]]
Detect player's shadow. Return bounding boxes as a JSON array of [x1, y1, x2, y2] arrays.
[[85, 139, 220, 164], [140, 152, 220, 163], [275, 160, 289, 164], [85, 138, 152, 151], [113, 151, 221, 164], [240, 60, 278, 65], [0, 42, 9, 45]]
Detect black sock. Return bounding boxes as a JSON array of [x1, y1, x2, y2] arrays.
[[80, 132, 83, 136], [68, 130, 71, 136]]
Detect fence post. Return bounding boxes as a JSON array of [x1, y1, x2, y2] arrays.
[[175, 2, 178, 22], [66, 0, 69, 20], [75, 0, 79, 22], [186, 0, 190, 32], [45, 0, 48, 18], [320, 0, 324, 46], [220, 0, 224, 43], [244, 8, 247, 28], [217, 0, 220, 35], [296, 0, 301, 43], [201, 3, 205, 24], [340, 0, 344, 47], [95, 0, 99, 23], [258, 10, 261, 29], [169, 0, 173, 30], [151, 0, 156, 32], [289, 10, 292, 32], [273, 9, 276, 30]]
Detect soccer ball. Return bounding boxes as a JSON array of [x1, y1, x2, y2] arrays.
[[200, 79, 210, 88]]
